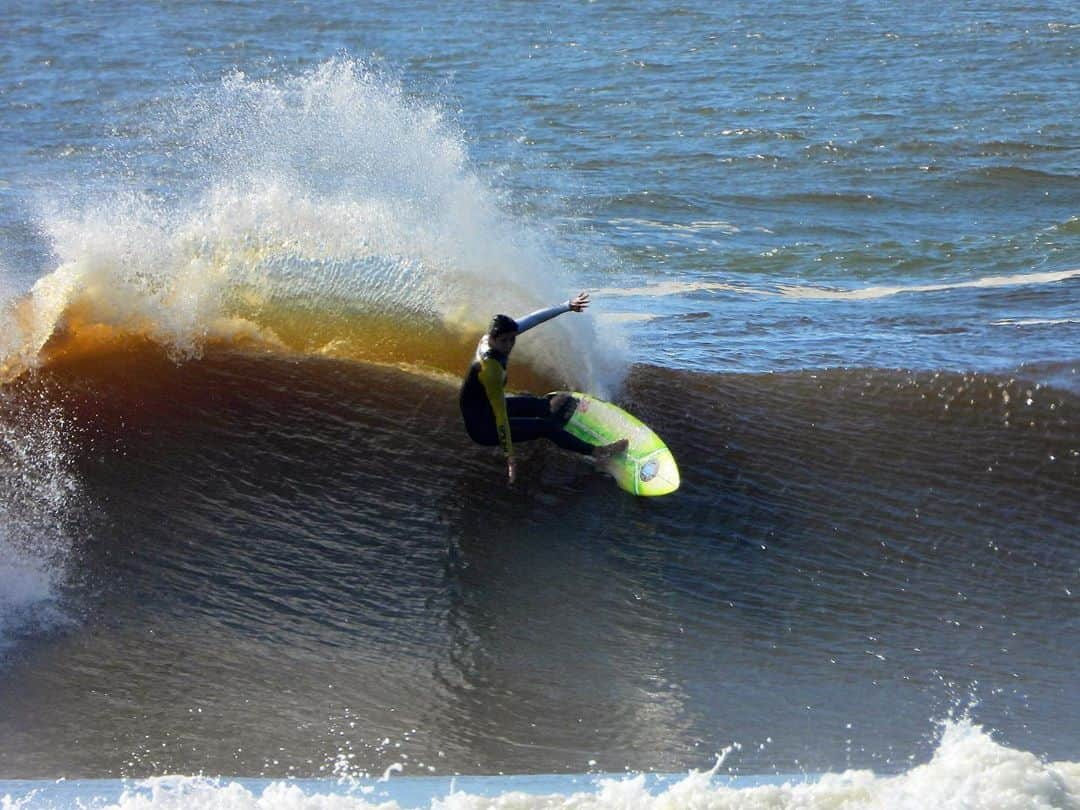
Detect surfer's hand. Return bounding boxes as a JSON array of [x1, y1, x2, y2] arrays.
[[569, 291, 590, 312], [507, 456, 517, 484]]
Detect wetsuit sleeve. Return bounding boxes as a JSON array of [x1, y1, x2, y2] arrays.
[[478, 357, 512, 456], [514, 301, 572, 334]]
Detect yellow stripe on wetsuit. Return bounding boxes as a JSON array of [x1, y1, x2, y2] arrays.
[[478, 355, 512, 456]]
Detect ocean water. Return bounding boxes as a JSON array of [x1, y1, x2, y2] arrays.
[[1, 1, 1078, 808]]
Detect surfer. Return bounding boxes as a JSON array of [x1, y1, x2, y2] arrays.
[[460, 291, 628, 484]]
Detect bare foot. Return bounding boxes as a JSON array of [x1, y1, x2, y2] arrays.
[[593, 438, 629, 462]]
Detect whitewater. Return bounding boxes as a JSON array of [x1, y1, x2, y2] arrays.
[[3, 722, 1078, 810]]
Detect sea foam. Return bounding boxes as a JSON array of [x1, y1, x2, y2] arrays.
[[3, 721, 1078, 810], [0, 397, 81, 655], [4, 59, 626, 392]]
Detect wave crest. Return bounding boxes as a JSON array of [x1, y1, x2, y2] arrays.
[[2, 58, 626, 392]]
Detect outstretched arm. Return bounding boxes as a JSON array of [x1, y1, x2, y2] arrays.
[[514, 291, 590, 334]]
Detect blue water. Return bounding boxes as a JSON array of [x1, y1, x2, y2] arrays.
[[1, 3, 1078, 808], [3, 1, 1078, 379]]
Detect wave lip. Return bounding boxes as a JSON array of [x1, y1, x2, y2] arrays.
[[0, 58, 627, 394]]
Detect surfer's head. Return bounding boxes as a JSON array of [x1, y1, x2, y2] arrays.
[[489, 314, 518, 338], [488, 314, 518, 353]]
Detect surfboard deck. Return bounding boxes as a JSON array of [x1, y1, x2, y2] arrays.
[[550, 391, 680, 496]]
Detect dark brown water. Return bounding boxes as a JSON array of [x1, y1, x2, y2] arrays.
[[1, 345, 1076, 779]]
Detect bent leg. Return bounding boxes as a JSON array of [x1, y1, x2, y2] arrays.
[[507, 417, 592, 455], [506, 394, 594, 455], [466, 395, 593, 455], [505, 395, 553, 419], [507, 417, 594, 457], [542, 423, 595, 455]]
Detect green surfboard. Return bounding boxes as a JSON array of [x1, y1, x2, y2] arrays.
[[551, 391, 680, 496]]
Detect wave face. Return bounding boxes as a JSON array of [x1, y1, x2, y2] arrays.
[[0, 348, 1076, 778]]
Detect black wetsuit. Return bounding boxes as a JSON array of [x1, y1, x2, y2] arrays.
[[459, 304, 593, 457]]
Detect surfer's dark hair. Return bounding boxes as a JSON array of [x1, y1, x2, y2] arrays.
[[488, 314, 519, 338]]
